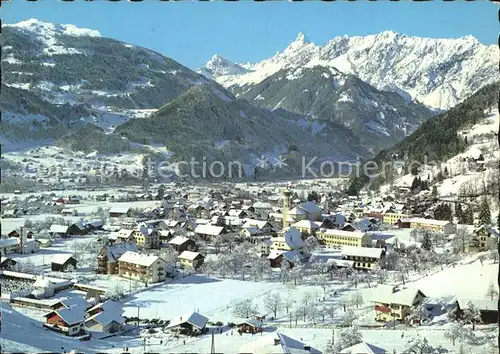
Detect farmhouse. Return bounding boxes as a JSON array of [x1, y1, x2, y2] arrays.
[[166, 312, 209, 336], [371, 285, 426, 322], [341, 246, 385, 270], [44, 305, 86, 336], [108, 206, 132, 218], [469, 225, 499, 252], [242, 219, 273, 233], [291, 220, 321, 234], [168, 236, 196, 253], [49, 225, 70, 238], [456, 299, 499, 324], [117, 251, 167, 284], [316, 229, 372, 248], [178, 251, 205, 270], [236, 320, 263, 334], [194, 224, 226, 240], [51, 254, 77, 272]]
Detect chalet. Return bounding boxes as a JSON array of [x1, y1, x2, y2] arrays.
[[158, 229, 175, 243], [267, 249, 301, 268], [85, 300, 125, 333], [340, 342, 386, 354], [44, 305, 86, 336], [110, 229, 135, 244], [117, 251, 167, 284], [166, 312, 208, 336], [0, 257, 17, 270], [52, 297, 93, 312], [470, 225, 499, 252], [108, 206, 132, 218], [168, 236, 196, 253], [32, 277, 56, 298], [67, 222, 88, 236], [178, 251, 205, 270], [194, 225, 226, 240], [36, 238, 53, 248], [51, 254, 78, 272], [269, 227, 305, 252], [242, 219, 273, 233], [395, 218, 412, 229], [49, 225, 70, 238], [240, 226, 263, 238], [371, 285, 426, 322], [341, 246, 385, 270], [236, 320, 263, 334], [7, 230, 20, 238], [316, 229, 372, 249], [85, 311, 125, 333], [456, 299, 498, 324], [97, 243, 138, 274]]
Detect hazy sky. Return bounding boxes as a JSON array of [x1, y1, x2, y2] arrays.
[[4, 1, 497, 69]]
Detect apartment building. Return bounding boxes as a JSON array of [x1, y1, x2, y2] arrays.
[[117, 251, 166, 284], [316, 229, 372, 249], [341, 246, 385, 270]]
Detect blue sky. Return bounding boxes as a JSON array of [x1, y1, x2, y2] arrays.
[[3, 1, 497, 69]]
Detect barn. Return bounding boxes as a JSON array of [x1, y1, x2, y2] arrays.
[[51, 254, 78, 272]]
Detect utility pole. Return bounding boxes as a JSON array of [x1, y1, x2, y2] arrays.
[[331, 328, 334, 348], [137, 306, 140, 327], [210, 333, 215, 354]]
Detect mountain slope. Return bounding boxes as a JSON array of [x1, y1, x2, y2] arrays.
[[197, 54, 250, 79], [347, 81, 500, 194], [0, 84, 91, 150], [114, 84, 367, 172], [1, 19, 213, 109], [201, 31, 499, 110], [234, 65, 433, 152]]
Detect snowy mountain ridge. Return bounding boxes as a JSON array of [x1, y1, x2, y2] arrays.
[[200, 31, 499, 110]]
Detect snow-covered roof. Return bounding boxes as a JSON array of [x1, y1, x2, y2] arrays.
[[339, 341, 386, 354], [371, 286, 425, 307], [49, 224, 69, 233], [242, 226, 262, 235], [118, 251, 163, 267], [178, 250, 203, 261], [33, 277, 55, 289], [243, 219, 270, 229], [86, 309, 125, 326], [168, 236, 191, 245], [87, 300, 123, 314], [0, 238, 19, 247], [325, 258, 355, 268], [319, 229, 366, 238], [57, 297, 91, 310], [297, 201, 322, 214], [51, 254, 76, 265], [109, 206, 131, 214], [277, 332, 321, 354], [282, 227, 305, 249], [103, 243, 137, 262], [167, 312, 208, 330], [46, 305, 85, 326], [288, 207, 306, 216], [194, 224, 224, 236], [341, 246, 383, 259], [292, 220, 321, 229], [408, 218, 453, 226]]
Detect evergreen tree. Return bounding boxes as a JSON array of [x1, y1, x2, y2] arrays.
[[462, 208, 474, 225], [455, 203, 463, 223], [141, 156, 150, 193], [431, 185, 438, 197], [434, 203, 452, 221], [421, 232, 433, 251], [478, 197, 491, 226]]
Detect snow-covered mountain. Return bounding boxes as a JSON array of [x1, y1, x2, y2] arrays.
[[197, 54, 250, 79], [200, 31, 499, 110], [1, 19, 213, 109]]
